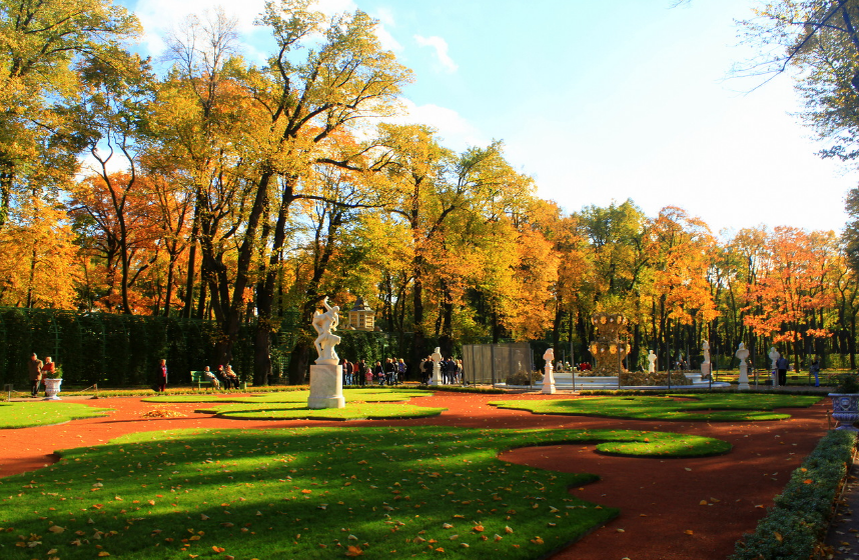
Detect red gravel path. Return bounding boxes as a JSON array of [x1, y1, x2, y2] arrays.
[[0, 392, 832, 560]]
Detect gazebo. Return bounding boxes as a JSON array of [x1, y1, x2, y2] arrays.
[[348, 297, 375, 331]]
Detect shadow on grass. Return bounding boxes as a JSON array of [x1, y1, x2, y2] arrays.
[[0, 425, 730, 560]]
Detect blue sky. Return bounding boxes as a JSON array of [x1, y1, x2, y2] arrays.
[[122, 0, 856, 237]]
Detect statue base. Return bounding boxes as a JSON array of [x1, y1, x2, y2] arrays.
[[308, 364, 345, 409], [429, 364, 443, 385], [542, 367, 555, 394], [737, 365, 750, 391]]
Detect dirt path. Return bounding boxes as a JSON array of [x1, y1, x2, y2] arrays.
[[0, 392, 832, 560]]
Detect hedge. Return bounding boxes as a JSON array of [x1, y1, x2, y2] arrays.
[[729, 429, 856, 560]]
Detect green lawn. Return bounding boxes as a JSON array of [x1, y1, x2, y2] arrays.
[[0, 401, 112, 429], [0, 426, 730, 559], [197, 401, 447, 420], [489, 393, 823, 421], [143, 388, 431, 404]]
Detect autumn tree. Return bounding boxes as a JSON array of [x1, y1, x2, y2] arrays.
[[0, 195, 79, 308], [228, 1, 412, 384], [66, 51, 156, 314], [737, 1, 859, 160], [742, 226, 839, 370], [643, 207, 718, 370], [0, 0, 139, 223]]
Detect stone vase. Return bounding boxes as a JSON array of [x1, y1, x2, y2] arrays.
[[44, 378, 62, 401], [829, 393, 859, 431]]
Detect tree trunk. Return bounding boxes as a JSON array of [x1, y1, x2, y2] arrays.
[[182, 208, 200, 319]]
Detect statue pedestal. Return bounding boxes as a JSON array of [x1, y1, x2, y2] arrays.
[[429, 363, 443, 385], [701, 363, 711, 378], [542, 366, 555, 394], [308, 362, 345, 409], [737, 364, 750, 391]]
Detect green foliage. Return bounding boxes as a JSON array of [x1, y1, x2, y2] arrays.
[[0, 425, 731, 559], [0, 308, 293, 388], [834, 373, 859, 393], [490, 394, 822, 422], [505, 370, 543, 386], [729, 430, 856, 560]]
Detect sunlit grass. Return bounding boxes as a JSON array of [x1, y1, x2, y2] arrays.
[[0, 426, 730, 559], [0, 402, 112, 429], [490, 394, 822, 421], [143, 388, 431, 404], [197, 402, 447, 421]]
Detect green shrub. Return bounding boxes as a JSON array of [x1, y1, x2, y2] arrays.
[[505, 370, 542, 385], [729, 429, 855, 560]]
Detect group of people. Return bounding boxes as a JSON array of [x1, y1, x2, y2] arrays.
[[201, 364, 240, 389], [419, 355, 462, 384], [339, 358, 406, 386], [151, 360, 240, 392], [27, 352, 55, 397]]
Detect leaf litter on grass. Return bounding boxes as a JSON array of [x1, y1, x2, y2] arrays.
[[0, 426, 729, 559], [489, 393, 822, 422]]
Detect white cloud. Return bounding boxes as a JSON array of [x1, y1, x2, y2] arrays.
[[384, 98, 485, 151], [414, 34, 458, 73], [370, 8, 402, 52]]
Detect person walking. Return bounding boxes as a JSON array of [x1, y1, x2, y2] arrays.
[[776, 354, 789, 387], [810, 357, 821, 387], [384, 358, 397, 386], [28, 353, 43, 397], [397, 358, 407, 384], [155, 359, 168, 392]]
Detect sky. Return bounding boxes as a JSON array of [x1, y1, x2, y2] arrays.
[[119, 0, 858, 238]]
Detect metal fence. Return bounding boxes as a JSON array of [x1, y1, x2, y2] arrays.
[[462, 342, 532, 385]]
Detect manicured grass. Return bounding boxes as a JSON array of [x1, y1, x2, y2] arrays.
[[0, 426, 730, 559], [0, 402, 112, 429], [197, 402, 447, 420], [143, 388, 431, 404], [489, 393, 823, 421]]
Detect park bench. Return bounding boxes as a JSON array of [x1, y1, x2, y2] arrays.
[[190, 370, 219, 390]]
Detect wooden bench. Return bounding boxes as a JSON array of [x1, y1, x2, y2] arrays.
[[190, 370, 219, 390]]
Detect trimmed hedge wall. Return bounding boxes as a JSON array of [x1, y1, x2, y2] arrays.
[[729, 429, 856, 560], [0, 308, 297, 388]]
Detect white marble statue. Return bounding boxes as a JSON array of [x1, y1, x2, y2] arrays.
[[312, 297, 341, 364], [768, 346, 780, 387], [308, 297, 345, 409], [768, 347, 780, 370], [647, 350, 657, 373], [430, 347, 443, 385], [736, 342, 750, 390], [701, 341, 711, 378], [542, 348, 555, 394]]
